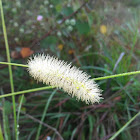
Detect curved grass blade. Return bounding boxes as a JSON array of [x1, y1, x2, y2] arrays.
[[109, 111, 140, 140]]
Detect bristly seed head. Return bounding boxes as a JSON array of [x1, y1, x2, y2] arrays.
[[27, 54, 102, 104]]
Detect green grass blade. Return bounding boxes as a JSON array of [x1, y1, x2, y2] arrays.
[[0, 0, 17, 139], [27, 128, 36, 140], [109, 111, 140, 140], [35, 89, 57, 140], [2, 100, 11, 140], [16, 95, 25, 140], [0, 124, 4, 140], [88, 115, 94, 140], [1, 89, 11, 140], [17, 95, 24, 123]]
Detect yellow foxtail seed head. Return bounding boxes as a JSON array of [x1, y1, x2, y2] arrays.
[[27, 54, 102, 104]]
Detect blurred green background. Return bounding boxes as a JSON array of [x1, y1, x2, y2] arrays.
[[0, 0, 140, 140]]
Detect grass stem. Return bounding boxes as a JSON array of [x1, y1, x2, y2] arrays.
[[0, 0, 17, 139], [1, 62, 140, 81], [0, 86, 55, 98], [94, 70, 140, 80], [109, 111, 140, 140], [0, 62, 28, 67]]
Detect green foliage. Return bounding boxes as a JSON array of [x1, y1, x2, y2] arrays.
[[41, 36, 58, 48], [0, 0, 140, 140], [76, 21, 90, 35], [62, 7, 73, 16]]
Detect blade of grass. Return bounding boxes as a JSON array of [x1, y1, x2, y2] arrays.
[[2, 101, 11, 140], [62, 114, 70, 130], [81, 66, 112, 74], [88, 115, 94, 140], [17, 95, 24, 123], [109, 111, 140, 140], [70, 127, 77, 140], [113, 114, 126, 139], [17, 95, 25, 139], [128, 29, 138, 65], [27, 128, 36, 140], [1, 88, 11, 140], [0, 0, 17, 139], [0, 124, 4, 140], [52, 116, 61, 140], [20, 111, 63, 139], [35, 89, 60, 140]]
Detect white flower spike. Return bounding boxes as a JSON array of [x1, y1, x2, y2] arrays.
[[27, 54, 102, 104]]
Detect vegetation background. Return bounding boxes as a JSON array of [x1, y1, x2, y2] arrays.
[[0, 0, 140, 140]]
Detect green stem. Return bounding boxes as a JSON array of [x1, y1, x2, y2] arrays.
[[35, 90, 57, 140], [0, 62, 28, 67], [0, 86, 55, 99], [0, 69, 140, 99], [94, 70, 140, 80], [109, 111, 140, 140], [1, 62, 140, 81], [0, 0, 17, 139]]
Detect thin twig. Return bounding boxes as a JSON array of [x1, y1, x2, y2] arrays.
[[21, 112, 64, 140]]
